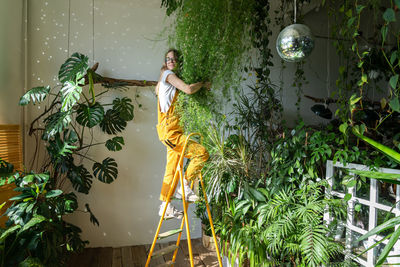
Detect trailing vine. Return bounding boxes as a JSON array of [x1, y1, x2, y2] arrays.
[[162, 0, 256, 141]]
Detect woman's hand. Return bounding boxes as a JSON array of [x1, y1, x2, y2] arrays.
[[203, 82, 211, 91]]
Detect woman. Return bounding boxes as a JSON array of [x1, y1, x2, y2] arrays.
[[155, 49, 210, 219]]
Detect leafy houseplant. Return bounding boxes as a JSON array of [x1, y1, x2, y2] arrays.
[[20, 52, 133, 193], [0, 52, 135, 265], [0, 161, 86, 267], [212, 180, 346, 267]]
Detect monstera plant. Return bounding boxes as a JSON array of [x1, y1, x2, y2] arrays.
[[19, 52, 133, 190], [0, 52, 134, 266]]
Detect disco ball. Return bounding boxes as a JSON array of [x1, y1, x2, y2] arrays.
[[276, 24, 315, 62]]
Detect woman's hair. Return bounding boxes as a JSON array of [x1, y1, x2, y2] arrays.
[[160, 48, 180, 73], [156, 48, 181, 95]]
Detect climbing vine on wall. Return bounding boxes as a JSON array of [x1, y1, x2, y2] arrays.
[[162, 0, 256, 140]]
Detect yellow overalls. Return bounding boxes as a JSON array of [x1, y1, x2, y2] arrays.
[[157, 91, 209, 201]]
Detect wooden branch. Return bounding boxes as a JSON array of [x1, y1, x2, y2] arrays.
[[84, 62, 157, 87], [304, 95, 337, 104]]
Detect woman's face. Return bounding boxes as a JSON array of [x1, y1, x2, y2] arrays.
[[165, 51, 178, 71]]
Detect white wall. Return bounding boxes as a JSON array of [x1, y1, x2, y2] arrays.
[[0, 0, 24, 125], [26, 0, 199, 248], [23, 0, 338, 247]]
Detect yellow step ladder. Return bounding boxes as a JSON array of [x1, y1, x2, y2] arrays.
[[145, 133, 222, 267]]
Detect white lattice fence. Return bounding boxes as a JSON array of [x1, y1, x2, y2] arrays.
[[324, 160, 400, 267]]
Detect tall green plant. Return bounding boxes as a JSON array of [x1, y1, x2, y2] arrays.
[[1, 52, 135, 265], [20, 52, 133, 192], [162, 0, 258, 140]]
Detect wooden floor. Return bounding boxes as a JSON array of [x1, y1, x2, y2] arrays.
[[67, 238, 219, 267]]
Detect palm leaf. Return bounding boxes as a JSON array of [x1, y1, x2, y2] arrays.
[[43, 111, 71, 139], [60, 80, 83, 112], [58, 52, 89, 83], [76, 102, 104, 128], [105, 136, 124, 151], [99, 109, 127, 134], [113, 97, 134, 121], [300, 224, 329, 266], [92, 157, 118, 183], [19, 86, 50, 106]]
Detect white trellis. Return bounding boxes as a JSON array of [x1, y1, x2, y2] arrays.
[[324, 160, 400, 267]]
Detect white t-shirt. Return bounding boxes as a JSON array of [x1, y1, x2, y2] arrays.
[[158, 70, 177, 113]]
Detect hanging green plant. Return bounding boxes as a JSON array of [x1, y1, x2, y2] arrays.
[[164, 0, 256, 138]]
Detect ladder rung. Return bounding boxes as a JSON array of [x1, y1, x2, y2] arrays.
[[151, 244, 178, 258], [157, 260, 175, 267], [158, 229, 182, 239], [170, 196, 196, 203]]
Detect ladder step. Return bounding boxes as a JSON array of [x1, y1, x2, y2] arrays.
[[158, 229, 182, 239], [151, 244, 178, 258], [157, 260, 175, 267]]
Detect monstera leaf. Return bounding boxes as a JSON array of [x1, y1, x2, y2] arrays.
[[76, 102, 104, 128], [43, 111, 71, 139], [19, 86, 50, 106], [99, 109, 127, 134], [105, 136, 124, 151], [67, 164, 93, 194], [92, 157, 118, 184], [85, 203, 99, 226], [60, 80, 83, 112], [113, 97, 134, 121], [58, 52, 89, 83], [63, 129, 78, 143], [47, 130, 77, 162]]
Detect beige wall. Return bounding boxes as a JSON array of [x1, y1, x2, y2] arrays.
[[0, 0, 24, 125], [26, 0, 199, 247]]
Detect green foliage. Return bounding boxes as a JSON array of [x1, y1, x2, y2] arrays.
[[328, 0, 400, 127], [19, 86, 50, 106], [217, 181, 345, 266], [112, 97, 134, 121], [76, 102, 105, 128], [6, 52, 137, 265], [43, 111, 71, 140], [105, 136, 124, 152], [350, 130, 400, 265], [58, 52, 89, 84], [165, 0, 258, 138], [92, 157, 118, 184], [67, 164, 93, 194], [0, 167, 88, 267]]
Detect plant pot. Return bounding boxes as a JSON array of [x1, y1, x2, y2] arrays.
[[201, 223, 218, 251]]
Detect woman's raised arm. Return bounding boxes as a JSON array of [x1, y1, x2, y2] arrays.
[[166, 73, 208, 95]]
